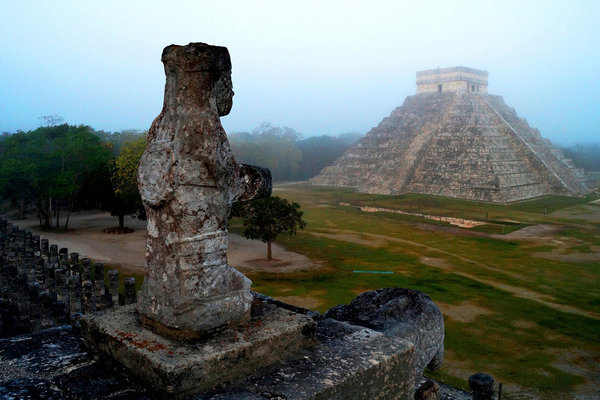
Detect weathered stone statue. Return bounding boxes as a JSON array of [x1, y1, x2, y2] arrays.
[[78, 43, 426, 399], [137, 43, 271, 337]]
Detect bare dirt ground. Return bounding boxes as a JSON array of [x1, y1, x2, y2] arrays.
[[2, 210, 317, 274], [503, 224, 559, 240], [436, 301, 493, 323]]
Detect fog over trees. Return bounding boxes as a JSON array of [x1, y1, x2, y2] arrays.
[[228, 123, 362, 182], [558, 143, 600, 172], [0, 121, 362, 229], [0, 124, 146, 229]]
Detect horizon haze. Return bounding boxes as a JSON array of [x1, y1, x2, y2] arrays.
[[1, 1, 599, 145]]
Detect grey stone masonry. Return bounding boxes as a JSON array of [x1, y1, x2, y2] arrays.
[[0, 217, 137, 337], [0, 310, 466, 400], [324, 288, 444, 387], [80, 300, 318, 399]]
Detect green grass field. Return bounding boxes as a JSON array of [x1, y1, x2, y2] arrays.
[[232, 184, 600, 399]]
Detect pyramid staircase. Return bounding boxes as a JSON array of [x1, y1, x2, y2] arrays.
[[311, 91, 593, 203]]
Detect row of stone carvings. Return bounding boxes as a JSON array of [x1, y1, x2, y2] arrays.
[[0, 218, 137, 337]]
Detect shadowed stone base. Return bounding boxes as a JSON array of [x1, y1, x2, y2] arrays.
[[138, 310, 250, 341], [200, 318, 416, 400], [80, 301, 317, 399], [0, 324, 460, 400]]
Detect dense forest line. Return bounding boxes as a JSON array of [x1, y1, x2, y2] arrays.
[[0, 121, 597, 230], [0, 122, 361, 229], [0, 124, 146, 229]]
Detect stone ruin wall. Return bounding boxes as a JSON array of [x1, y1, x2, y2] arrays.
[[0, 217, 137, 337], [416, 66, 488, 94], [312, 92, 459, 193], [406, 92, 558, 203]]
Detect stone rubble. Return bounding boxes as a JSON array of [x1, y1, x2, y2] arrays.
[[0, 293, 462, 400], [324, 288, 445, 384]]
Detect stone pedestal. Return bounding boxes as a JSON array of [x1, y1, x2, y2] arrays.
[[80, 300, 317, 399]]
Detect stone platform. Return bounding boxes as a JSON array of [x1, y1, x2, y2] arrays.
[[0, 321, 462, 400], [0, 288, 450, 399], [205, 318, 416, 400], [80, 301, 317, 399]]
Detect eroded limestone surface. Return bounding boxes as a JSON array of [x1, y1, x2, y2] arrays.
[[324, 288, 445, 384], [80, 302, 317, 399], [137, 43, 271, 336]]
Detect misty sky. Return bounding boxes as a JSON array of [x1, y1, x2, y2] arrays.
[[1, 1, 599, 145]]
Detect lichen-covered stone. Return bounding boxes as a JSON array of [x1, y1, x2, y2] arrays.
[[324, 288, 444, 383], [0, 325, 148, 400], [137, 43, 271, 335], [80, 302, 317, 399], [201, 318, 416, 400], [414, 379, 441, 400], [1, 296, 470, 400]]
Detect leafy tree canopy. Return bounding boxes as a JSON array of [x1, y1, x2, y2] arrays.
[[0, 124, 111, 228], [236, 196, 306, 261], [108, 134, 147, 229]]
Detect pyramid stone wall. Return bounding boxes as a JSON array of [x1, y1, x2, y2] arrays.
[[311, 83, 593, 203], [416, 66, 488, 94]]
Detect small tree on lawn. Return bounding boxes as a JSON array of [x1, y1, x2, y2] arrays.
[[238, 196, 306, 261]]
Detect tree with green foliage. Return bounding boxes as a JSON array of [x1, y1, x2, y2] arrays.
[[0, 131, 36, 219], [237, 196, 306, 261], [0, 124, 111, 229], [52, 125, 112, 229], [108, 135, 147, 229]]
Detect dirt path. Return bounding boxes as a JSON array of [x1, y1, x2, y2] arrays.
[[308, 228, 600, 320], [2, 211, 317, 274]]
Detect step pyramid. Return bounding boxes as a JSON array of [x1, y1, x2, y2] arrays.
[[311, 67, 593, 203]]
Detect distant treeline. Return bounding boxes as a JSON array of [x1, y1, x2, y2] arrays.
[[0, 121, 361, 229], [4, 120, 594, 232], [558, 143, 600, 172], [229, 123, 362, 182]]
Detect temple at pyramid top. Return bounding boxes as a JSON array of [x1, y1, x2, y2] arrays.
[[416, 66, 488, 94], [311, 68, 594, 203]]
